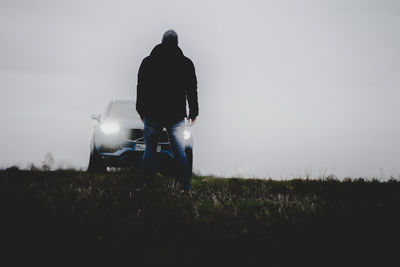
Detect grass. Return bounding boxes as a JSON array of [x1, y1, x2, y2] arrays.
[[1, 169, 399, 266]]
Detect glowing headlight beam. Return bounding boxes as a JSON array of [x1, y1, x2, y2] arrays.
[[100, 122, 120, 134], [184, 130, 191, 140]]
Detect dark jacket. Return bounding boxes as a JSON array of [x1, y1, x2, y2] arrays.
[[136, 43, 198, 123]]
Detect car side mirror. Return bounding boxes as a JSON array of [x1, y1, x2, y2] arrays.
[[91, 114, 101, 122]]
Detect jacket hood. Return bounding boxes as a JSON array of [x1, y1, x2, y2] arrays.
[[150, 43, 184, 58]]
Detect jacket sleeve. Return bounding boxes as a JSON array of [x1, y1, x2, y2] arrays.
[[136, 58, 148, 118], [186, 60, 199, 119]]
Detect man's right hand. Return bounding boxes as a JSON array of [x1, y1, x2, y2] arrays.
[[187, 117, 197, 126]]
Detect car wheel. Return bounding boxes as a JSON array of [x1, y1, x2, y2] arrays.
[[87, 148, 107, 173], [185, 147, 193, 176]]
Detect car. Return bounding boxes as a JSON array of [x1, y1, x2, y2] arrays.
[[88, 99, 194, 174]]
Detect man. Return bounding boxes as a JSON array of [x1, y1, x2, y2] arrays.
[[136, 29, 198, 191]]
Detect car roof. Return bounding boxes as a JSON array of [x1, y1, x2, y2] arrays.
[[111, 99, 135, 105]]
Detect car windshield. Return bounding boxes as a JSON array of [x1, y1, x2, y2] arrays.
[[107, 101, 140, 119]]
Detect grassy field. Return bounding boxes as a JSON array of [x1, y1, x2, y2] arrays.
[[1, 169, 399, 266]]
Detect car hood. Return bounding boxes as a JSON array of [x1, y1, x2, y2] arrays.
[[104, 118, 143, 129]]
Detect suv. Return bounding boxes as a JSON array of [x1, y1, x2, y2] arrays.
[[88, 99, 194, 173]]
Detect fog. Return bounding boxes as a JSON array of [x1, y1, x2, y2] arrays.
[[1, 0, 399, 179]]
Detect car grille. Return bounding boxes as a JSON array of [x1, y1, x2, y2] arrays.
[[125, 129, 143, 141], [125, 128, 170, 143]]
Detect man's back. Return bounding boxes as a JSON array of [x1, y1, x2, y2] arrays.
[[136, 42, 198, 124]]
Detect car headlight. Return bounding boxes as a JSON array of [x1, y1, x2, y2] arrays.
[[100, 121, 120, 134], [184, 130, 191, 140]]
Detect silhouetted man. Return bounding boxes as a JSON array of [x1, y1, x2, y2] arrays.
[[136, 30, 198, 191]]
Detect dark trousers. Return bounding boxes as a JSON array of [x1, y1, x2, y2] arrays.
[[142, 118, 189, 189]]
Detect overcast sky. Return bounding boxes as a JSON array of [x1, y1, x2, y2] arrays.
[[1, 0, 399, 179]]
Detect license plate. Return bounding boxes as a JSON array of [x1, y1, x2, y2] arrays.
[[134, 144, 161, 152], [134, 144, 146, 151]]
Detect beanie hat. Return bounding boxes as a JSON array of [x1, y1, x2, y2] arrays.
[[162, 29, 178, 46]]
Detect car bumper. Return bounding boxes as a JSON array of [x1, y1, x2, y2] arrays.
[[97, 143, 174, 168]]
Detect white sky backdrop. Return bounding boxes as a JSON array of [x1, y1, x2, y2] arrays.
[[1, 0, 399, 179]]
